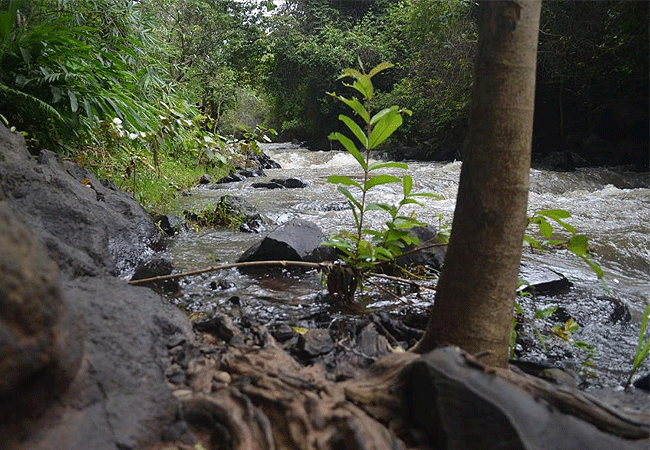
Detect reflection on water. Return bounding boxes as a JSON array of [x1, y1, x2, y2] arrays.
[[163, 142, 650, 387]]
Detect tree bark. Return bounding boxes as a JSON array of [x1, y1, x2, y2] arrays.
[[413, 0, 542, 367]]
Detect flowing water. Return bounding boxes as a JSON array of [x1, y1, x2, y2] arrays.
[[163, 142, 650, 388]]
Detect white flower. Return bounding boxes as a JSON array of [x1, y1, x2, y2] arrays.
[[112, 117, 122, 125]]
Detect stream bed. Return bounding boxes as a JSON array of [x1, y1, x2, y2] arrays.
[[161, 142, 650, 390]]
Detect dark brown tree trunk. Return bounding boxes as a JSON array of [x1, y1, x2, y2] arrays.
[[413, 0, 542, 367]]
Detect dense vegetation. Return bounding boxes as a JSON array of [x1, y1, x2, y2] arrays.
[[1, 0, 647, 209]]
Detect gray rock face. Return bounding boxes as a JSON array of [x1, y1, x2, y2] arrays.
[[0, 123, 194, 450], [401, 347, 648, 450], [238, 218, 326, 262], [0, 202, 83, 422], [0, 124, 161, 277], [2, 276, 193, 450]]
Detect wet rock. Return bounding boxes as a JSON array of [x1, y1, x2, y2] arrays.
[[199, 173, 211, 184], [238, 218, 326, 263], [0, 202, 83, 422], [394, 225, 447, 271], [633, 373, 650, 391], [519, 261, 572, 294], [356, 323, 393, 362], [2, 276, 194, 450], [401, 346, 648, 450], [248, 150, 281, 169], [218, 195, 267, 233], [297, 329, 335, 357], [130, 256, 180, 294], [252, 181, 285, 189], [606, 297, 632, 324], [371, 312, 424, 345], [152, 213, 186, 237], [194, 313, 242, 343], [132, 256, 174, 279], [0, 124, 162, 276], [216, 172, 247, 183], [271, 178, 307, 188]]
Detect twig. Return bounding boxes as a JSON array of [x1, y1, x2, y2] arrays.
[[368, 272, 437, 291], [364, 279, 403, 301], [127, 260, 333, 285]]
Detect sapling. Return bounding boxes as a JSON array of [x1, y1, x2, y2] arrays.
[[324, 62, 437, 302]]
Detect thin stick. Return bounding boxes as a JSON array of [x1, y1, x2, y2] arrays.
[[128, 260, 332, 285], [368, 272, 437, 291]]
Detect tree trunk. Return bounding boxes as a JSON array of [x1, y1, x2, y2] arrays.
[[413, 0, 542, 367]]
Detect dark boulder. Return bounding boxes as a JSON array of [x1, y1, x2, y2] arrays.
[[518, 261, 572, 294], [238, 218, 326, 263], [248, 150, 281, 169], [199, 173, 211, 184], [251, 181, 285, 189], [401, 346, 649, 450], [272, 177, 307, 188], [130, 256, 180, 294], [0, 202, 83, 423], [297, 329, 335, 358], [1, 276, 194, 450], [394, 225, 447, 271], [251, 178, 307, 189], [152, 213, 186, 237], [0, 125, 162, 277], [217, 195, 268, 233]]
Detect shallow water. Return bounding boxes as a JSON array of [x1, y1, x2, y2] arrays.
[[163, 142, 650, 388]]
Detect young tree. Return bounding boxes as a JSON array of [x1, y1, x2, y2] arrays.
[[413, 0, 542, 367]]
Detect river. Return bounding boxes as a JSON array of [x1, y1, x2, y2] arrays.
[[162, 142, 650, 389]]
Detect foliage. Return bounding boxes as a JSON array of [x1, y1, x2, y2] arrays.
[[183, 199, 245, 231], [525, 209, 606, 287], [0, 0, 170, 151], [323, 62, 437, 301], [626, 304, 650, 389], [76, 106, 231, 211]]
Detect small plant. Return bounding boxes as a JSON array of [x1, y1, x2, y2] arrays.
[[323, 62, 437, 302], [626, 304, 650, 389], [183, 199, 245, 230]]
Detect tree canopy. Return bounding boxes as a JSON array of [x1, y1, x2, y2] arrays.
[[0, 0, 647, 164]]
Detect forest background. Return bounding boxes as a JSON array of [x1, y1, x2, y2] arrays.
[[1, 0, 647, 210]]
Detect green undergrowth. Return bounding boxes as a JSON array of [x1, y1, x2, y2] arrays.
[[76, 149, 227, 213]]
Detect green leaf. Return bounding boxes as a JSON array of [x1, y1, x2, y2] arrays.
[[403, 175, 413, 196], [365, 202, 394, 213], [339, 114, 368, 148], [370, 106, 397, 125], [364, 174, 401, 190], [330, 93, 370, 123], [524, 235, 542, 249], [327, 175, 362, 190], [399, 198, 424, 207], [534, 306, 558, 319], [567, 235, 589, 257], [368, 107, 403, 149], [68, 90, 78, 113], [538, 217, 553, 238], [329, 132, 366, 169], [337, 186, 361, 210], [411, 192, 442, 199], [369, 161, 409, 171], [368, 61, 394, 78], [538, 209, 571, 219]]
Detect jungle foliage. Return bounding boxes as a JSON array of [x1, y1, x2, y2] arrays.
[[1, 0, 647, 207]]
